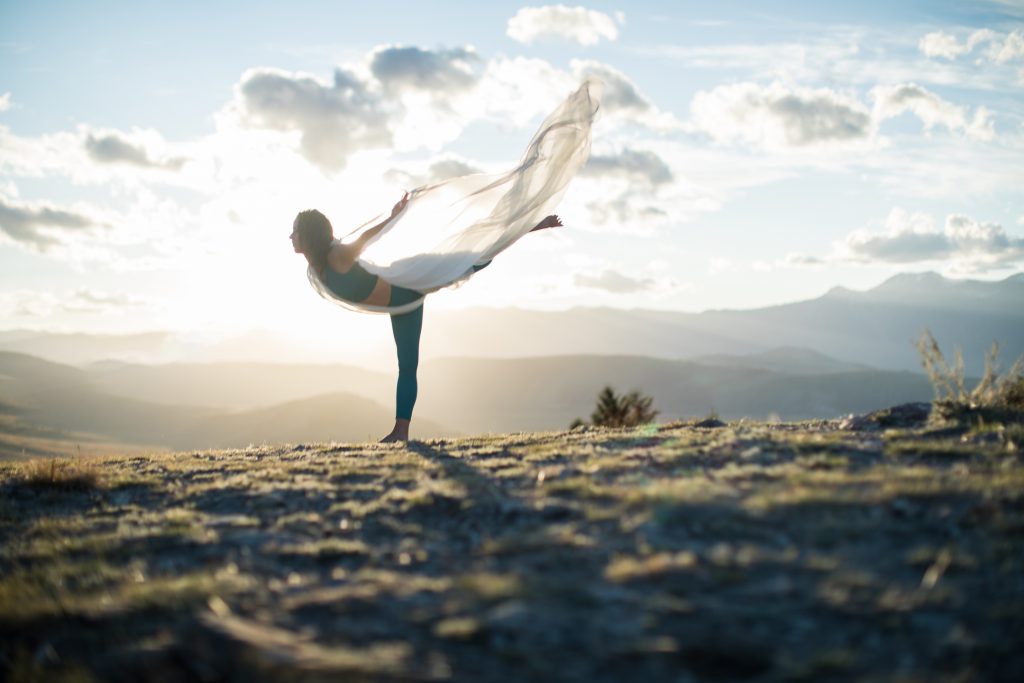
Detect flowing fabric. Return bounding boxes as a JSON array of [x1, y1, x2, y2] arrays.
[[309, 78, 602, 314]]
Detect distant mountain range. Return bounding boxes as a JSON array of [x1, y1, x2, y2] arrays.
[[424, 271, 1023, 374], [1, 271, 1020, 374], [0, 270, 1017, 457], [0, 352, 448, 458], [1, 346, 937, 459]]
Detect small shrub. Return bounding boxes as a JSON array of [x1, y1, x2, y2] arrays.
[[1004, 375, 1024, 411], [915, 330, 1024, 421], [572, 386, 659, 428], [20, 457, 100, 491]]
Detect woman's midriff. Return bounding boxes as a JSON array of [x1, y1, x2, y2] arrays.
[[325, 264, 421, 308], [323, 260, 392, 306]]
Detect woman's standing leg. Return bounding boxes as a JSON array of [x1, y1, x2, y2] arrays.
[[381, 300, 423, 442]]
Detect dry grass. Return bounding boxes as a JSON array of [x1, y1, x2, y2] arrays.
[[19, 457, 101, 490], [915, 329, 1024, 411], [2, 422, 1023, 682]]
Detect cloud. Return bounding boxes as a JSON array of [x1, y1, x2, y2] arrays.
[[918, 28, 1024, 64], [507, 5, 620, 46], [842, 208, 1024, 268], [0, 194, 103, 250], [690, 81, 996, 150], [573, 268, 657, 293], [233, 66, 393, 171], [370, 45, 481, 92], [383, 155, 485, 188], [228, 45, 673, 173], [582, 148, 673, 186], [85, 130, 187, 170], [64, 287, 149, 312], [690, 81, 873, 150], [570, 60, 647, 114], [570, 60, 682, 131], [0, 288, 149, 318], [230, 46, 541, 171], [781, 253, 826, 268], [584, 196, 668, 227], [870, 83, 994, 140], [0, 92, 10, 112]]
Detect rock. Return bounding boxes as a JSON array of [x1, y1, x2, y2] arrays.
[[694, 418, 726, 428], [841, 402, 931, 431]]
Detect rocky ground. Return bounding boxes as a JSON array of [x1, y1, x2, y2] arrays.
[[1, 407, 1023, 682]]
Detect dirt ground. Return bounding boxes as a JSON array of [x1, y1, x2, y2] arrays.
[[2, 413, 1023, 682]]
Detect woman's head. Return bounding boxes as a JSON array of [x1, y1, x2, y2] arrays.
[[292, 209, 333, 273]]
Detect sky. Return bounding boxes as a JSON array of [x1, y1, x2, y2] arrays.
[[1, 0, 1022, 351]]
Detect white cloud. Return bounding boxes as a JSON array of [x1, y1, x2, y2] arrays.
[[369, 45, 480, 92], [0, 92, 10, 112], [987, 29, 1024, 63], [581, 148, 673, 187], [84, 129, 187, 170], [570, 59, 682, 131], [0, 193, 105, 251], [841, 208, 1024, 269], [649, 29, 1017, 92], [383, 155, 486, 188], [583, 193, 668, 228], [565, 140, 724, 234], [780, 253, 826, 268], [918, 31, 970, 59], [507, 5, 620, 46], [0, 123, 202, 190], [226, 46, 676, 175], [63, 288, 150, 313], [573, 268, 656, 293], [690, 80, 997, 151], [0, 288, 151, 319], [918, 28, 1024, 65], [228, 47, 621, 171], [690, 81, 874, 151], [870, 83, 995, 141], [231, 66, 394, 172]]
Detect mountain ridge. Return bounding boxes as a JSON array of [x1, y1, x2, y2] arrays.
[[1, 271, 1020, 373]]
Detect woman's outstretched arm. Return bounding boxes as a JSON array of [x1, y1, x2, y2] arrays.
[[351, 192, 410, 256]]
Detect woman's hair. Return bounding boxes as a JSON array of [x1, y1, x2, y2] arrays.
[[294, 209, 334, 275]]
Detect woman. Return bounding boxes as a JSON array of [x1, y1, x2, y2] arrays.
[[292, 79, 601, 442], [291, 209, 562, 442]]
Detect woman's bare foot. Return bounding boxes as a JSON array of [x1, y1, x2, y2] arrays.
[[530, 215, 562, 232], [380, 419, 410, 443]]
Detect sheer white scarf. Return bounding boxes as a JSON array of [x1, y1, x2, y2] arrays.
[[309, 78, 602, 314]]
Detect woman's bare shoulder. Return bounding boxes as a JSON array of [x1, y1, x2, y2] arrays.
[[327, 241, 357, 273]]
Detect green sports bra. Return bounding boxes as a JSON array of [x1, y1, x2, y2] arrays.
[[322, 260, 378, 303]]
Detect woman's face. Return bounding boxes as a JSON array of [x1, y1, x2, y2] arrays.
[[290, 218, 302, 253]]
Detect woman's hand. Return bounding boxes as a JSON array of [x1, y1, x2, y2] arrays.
[[391, 191, 410, 219], [351, 191, 411, 257]]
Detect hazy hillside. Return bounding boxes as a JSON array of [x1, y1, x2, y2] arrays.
[[427, 271, 1023, 373], [3, 272, 1018, 374], [693, 346, 872, 374], [78, 350, 936, 431], [416, 355, 934, 431], [0, 330, 172, 366], [0, 352, 447, 457], [88, 361, 392, 410], [170, 392, 453, 449], [1, 348, 938, 458]]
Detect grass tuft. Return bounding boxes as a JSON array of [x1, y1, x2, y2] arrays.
[[19, 457, 101, 491], [916, 329, 1024, 422]]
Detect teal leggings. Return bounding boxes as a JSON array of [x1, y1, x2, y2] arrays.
[[388, 261, 490, 421]]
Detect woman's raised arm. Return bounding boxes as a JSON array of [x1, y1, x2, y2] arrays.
[[352, 191, 410, 255]]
